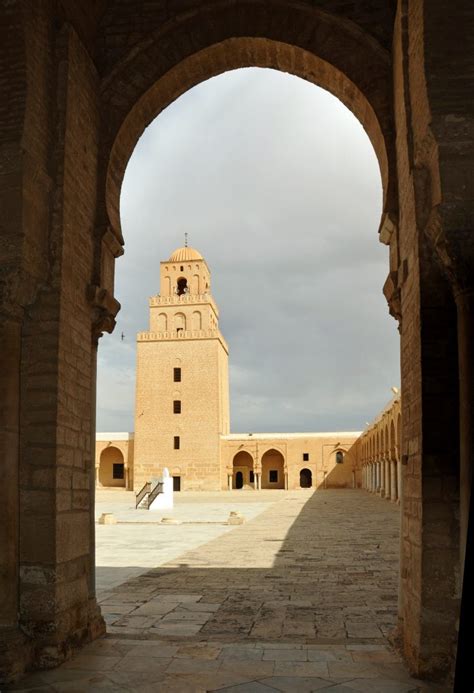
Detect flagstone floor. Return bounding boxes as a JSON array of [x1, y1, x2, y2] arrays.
[[10, 490, 449, 692]]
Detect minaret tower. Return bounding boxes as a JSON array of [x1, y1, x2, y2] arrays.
[[133, 243, 230, 491]]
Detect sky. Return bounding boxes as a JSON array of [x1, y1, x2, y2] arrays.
[[96, 67, 400, 434]]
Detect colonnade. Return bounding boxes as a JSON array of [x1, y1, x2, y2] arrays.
[[226, 469, 290, 490], [362, 454, 402, 502], [360, 394, 402, 504]]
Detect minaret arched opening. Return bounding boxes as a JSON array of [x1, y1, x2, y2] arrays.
[[176, 277, 188, 296]]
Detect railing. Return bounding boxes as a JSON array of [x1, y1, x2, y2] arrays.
[[147, 481, 164, 508], [135, 482, 151, 509]]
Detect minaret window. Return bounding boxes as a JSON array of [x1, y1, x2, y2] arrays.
[[173, 400, 181, 414], [176, 277, 188, 295], [173, 367, 181, 382], [174, 312, 186, 331], [336, 451, 344, 464], [174, 436, 180, 450]]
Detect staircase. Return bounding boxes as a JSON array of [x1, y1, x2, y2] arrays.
[[135, 480, 164, 509], [135, 482, 151, 509]]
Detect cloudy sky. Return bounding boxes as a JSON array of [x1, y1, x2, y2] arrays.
[[96, 68, 400, 434]]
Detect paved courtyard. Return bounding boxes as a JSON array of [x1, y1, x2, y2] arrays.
[[11, 490, 449, 692], [94, 489, 278, 590]]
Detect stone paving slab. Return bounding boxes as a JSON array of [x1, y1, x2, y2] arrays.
[[95, 490, 282, 590], [10, 490, 451, 692]]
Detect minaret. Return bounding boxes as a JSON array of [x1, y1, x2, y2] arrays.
[[133, 244, 230, 491]]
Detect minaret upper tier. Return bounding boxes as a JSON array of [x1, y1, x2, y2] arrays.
[[138, 245, 227, 350], [159, 246, 211, 299]]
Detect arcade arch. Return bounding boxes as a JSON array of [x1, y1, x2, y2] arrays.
[[232, 450, 254, 489], [98, 447, 126, 488], [261, 449, 285, 490], [360, 395, 400, 504]]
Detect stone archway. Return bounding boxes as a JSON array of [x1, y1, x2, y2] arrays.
[[103, 30, 395, 245], [98, 447, 126, 488], [261, 449, 285, 489], [2, 2, 473, 684], [232, 450, 254, 489]]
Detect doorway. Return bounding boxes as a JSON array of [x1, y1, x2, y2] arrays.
[[300, 468, 312, 488]]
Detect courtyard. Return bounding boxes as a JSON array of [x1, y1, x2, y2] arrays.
[[10, 490, 448, 692]]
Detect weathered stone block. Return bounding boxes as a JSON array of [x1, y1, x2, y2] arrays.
[[228, 512, 244, 525], [98, 513, 117, 525]]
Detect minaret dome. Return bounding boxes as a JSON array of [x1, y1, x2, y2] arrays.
[[169, 246, 203, 262]]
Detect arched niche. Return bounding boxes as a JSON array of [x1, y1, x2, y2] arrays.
[[232, 450, 254, 489], [261, 448, 285, 489], [98, 446, 125, 488]]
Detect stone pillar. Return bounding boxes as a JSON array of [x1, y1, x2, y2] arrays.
[[124, 465, 130, 490], [380, 457, 385, 497], [455, 289, 474, 572], [384, 457, 391, 500], [391, 459, 397, 502], [0, 319, 29, 678], [284, 472, 289, 490], [396, 454, 402, 506], [228, 474, 232, 491], [395, 239, 461, 677], [393, 3, 468, 677], [0, 19, 117, 680]]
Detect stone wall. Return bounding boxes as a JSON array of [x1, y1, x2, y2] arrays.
[[222, 433, 359, 491], [96, 431, 360, 492]]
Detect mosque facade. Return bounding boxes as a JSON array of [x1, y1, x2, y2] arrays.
[[96, 245, 361, 491]]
